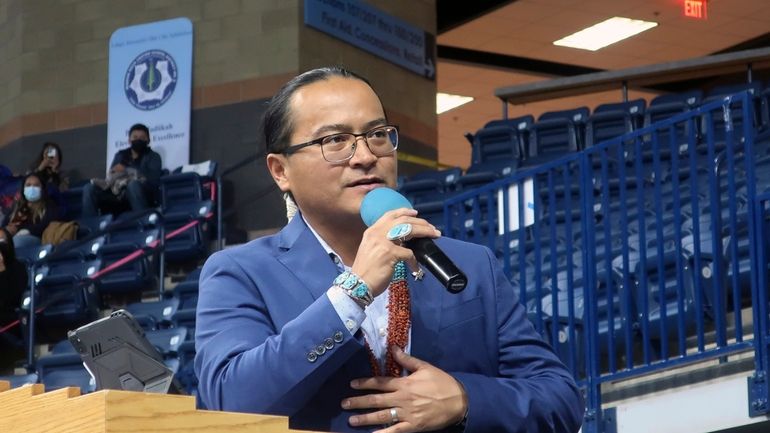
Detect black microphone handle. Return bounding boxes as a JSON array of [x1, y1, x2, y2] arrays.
[[405, 238, 467, 293]]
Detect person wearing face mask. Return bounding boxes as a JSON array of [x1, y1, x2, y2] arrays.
[[1, 173, 59, 248], [81, 123, 162, 217]]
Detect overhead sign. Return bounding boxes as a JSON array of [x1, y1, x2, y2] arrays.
[[684, 0, 707, 19], [304, 0, 436, 80], [107, 18, 193, 173]]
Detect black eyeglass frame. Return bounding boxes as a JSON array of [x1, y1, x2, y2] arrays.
[[280, 124, 399, 163]]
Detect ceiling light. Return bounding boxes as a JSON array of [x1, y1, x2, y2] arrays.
[[437, 92, 473, 114], [553, 17, 658, 51]]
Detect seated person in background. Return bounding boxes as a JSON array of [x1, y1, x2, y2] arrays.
[[31, 142, 69, 192], [1, 173, 58, 248], [81, 123, 162, 217], [0, 165, 18, 223], [0, 228, 27, 324], [0, 228, 27, 372]]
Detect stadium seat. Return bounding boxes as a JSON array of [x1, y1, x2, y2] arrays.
[[27, 257, 101, 335], [643, 90, 703, 155], [176, 340, 197, 394], [146, 327, 188, 358], [585, 99, 645, 148], [471, 115, 534, 165], [162, 200, 213, 263], [701, 82, 763, 145], [399, 167, 462, 205], [60, 186, 85, 221], [98, 227, 160, 296], [124, 298, 180, 330], [172, 282, 199, 311], [172, 309, 196, 340], [75, 214, 113, 238], [160, 160, 218, 211], [36, 352, 94, 393], [0, 372, 38, 388], [526, 107, 588, 163]]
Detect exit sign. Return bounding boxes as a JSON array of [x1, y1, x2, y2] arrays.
[[684, 0, 707, 19]]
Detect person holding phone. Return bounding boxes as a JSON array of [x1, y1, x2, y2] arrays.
[[31, 142, 69, 192]]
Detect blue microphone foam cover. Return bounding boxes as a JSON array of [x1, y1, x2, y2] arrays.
[[359, 187, 413, 227]]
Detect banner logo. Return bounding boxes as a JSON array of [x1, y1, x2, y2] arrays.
[[124, 49, 178, 111]]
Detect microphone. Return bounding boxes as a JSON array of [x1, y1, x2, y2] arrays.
[[360, 188, 467, 293]]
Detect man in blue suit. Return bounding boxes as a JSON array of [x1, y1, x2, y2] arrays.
[[195, 67, 584, 432]]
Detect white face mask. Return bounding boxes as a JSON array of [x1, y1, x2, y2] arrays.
[[24, 186, 42, 202]]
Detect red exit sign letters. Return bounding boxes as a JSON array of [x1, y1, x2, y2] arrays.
[[684, 0, 707, 19]]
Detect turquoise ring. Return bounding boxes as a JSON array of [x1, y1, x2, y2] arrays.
[[386, 223, 412, 243]]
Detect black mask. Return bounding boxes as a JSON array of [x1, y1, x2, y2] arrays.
[[130, 139, 149, 153]]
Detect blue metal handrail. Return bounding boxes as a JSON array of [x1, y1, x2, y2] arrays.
[[442, 91, 763, 432]]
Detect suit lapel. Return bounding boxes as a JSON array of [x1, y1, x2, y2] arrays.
[[276, 216, 340, 301]]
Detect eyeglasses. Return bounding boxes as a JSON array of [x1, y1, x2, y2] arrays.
[[282, 125, 399, 163]]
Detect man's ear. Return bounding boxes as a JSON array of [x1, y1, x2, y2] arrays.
[[266, 153, 291, 193]]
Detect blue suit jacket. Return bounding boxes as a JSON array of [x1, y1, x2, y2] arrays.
[[195, 216, 583, 432]]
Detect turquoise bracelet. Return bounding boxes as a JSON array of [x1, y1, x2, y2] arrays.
[[333, 271, 374, 307]]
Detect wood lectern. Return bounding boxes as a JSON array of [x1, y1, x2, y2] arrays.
[[0, 380, 327, 433]]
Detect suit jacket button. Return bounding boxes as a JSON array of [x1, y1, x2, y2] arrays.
[[307, 351, 318, 363], [315, 345, 327, 356], [333, 331, 344, 343], [324, 338, 335, 350]]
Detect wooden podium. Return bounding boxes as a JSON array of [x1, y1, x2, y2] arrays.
[[0, 380, 326, 433]]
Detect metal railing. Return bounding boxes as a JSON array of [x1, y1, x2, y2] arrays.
[[442, 92, 764, 432]]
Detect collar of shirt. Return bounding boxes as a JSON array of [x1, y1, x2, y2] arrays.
[[301, 214, 346, 272]]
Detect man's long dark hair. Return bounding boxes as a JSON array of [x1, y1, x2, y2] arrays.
[[262, 67, 374, 155]]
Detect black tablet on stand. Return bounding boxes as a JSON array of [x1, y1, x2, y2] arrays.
[[67, 309, 183, 394]]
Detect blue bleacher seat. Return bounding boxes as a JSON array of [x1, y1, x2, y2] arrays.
[[160, 160, 218, 212], [125, 298, 180, 330], [173, 282, 199, 311], [146, 327, 188, 358], [525, 107, 588, 166], [75, 214, 113, 238], [36, 352, 94, 393], [172, 309, 196, 340], [176, 340, 197, 394], [98, 229, 159, 296], [15, 244, 53, 268], [60, 186, 84, 220], [586, 99, 645, 148], [0, 373, 38, 388], [162, 200, 213, 263], [472, 125, 523, 162], [701, 82, 763, 145], [27, 257, 101, 332], [643, 90, 702, 153], [399, 167, 462, 206]]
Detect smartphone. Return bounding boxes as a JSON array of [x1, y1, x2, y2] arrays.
[[47, 148, 57, 158]]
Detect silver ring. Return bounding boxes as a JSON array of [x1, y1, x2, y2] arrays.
[[386, 223, 412, 243], [411, 268, 425, 281], [390, 407, 399, 424]]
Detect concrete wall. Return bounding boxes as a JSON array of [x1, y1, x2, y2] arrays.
[[0, 0, 22, 135]]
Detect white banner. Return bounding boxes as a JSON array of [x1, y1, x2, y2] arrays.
[[106, 18, 193, 173], [497, 178, 536, 235]]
